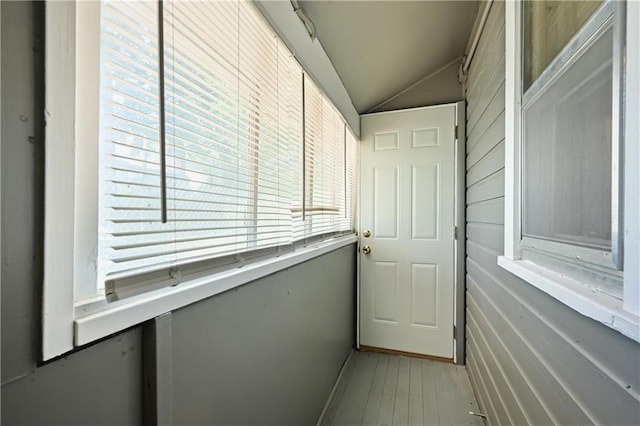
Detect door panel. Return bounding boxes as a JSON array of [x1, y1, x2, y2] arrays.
[[360, 105, 456, 358], [411, 263, 438, 327], [412, 165, 439, 240], [372, 261, 399, 323], [373, 167, 399, 239]]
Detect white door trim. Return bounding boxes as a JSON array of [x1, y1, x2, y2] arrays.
[[453, 100, 466, 365]]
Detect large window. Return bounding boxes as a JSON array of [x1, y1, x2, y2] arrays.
[[43, 0, 359, 359], [521, 2, 620, 296], [500, 0, 639, 342]]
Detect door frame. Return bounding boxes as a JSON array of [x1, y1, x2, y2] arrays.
[[355, 101, 466, 365]]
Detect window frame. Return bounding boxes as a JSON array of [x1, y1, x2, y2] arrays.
[[43, 0, 358, 361], [500, 0, 639, 342]]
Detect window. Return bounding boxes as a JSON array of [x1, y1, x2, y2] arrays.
[[521, 3, 620, 295], [44, 0, 359, 360], [501, 0, 639, 342]]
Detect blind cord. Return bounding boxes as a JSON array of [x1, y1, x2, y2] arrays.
[[158, 0, 168, 223]]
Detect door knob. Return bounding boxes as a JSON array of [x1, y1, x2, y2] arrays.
[[362, 245, 371, 255], [362, 229, 371, 238]]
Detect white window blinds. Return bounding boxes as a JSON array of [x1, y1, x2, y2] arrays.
[[98, 0, 356, 289], [345, 129, 359, 232], [99, 1, 164, 283], [301, 78, 348, 239]]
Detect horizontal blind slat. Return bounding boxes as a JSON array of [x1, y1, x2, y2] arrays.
[[97, 0, 353, 286]]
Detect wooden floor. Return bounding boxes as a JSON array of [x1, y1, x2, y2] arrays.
[[320, 351, 485, 426]]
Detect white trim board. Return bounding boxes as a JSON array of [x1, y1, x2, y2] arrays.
[[75, 235, 357, 346]]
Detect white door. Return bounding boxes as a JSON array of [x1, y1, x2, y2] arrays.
[[359, 105, 456, 359]]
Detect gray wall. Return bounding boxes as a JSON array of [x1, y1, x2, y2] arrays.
[[464, 2, 640, 425], [171, 245, 355, 425], [1, 4, 144, 425], [370, 61, 463, 113], [1, 3, 356, 425]]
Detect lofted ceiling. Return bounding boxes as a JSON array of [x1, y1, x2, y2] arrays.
[[298, 0, 479, 113]]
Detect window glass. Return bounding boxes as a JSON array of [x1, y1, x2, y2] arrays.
[[523, 0, 602, 90], [522, 25, 612, 250]]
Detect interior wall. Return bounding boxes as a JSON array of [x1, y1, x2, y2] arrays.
[[464, 2, 640, 425], [171, 245, 356, 425], [369, 60, 462, 113], [1, 3, 143, 425], [1, 3, 356, 425]]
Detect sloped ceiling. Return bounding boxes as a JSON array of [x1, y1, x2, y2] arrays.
[[299, 0, 478, 113]]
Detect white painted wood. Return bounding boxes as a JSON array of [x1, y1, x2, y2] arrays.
[[624, 0, 640, 316], [498, 257, 639, 342], [360, 105, 456, 358], [503, 0, 521, 261], [43, 1, 77, 360], [74, 234, 356, 346], [74, 1, 100, 301], [0, 3, 2, 306]]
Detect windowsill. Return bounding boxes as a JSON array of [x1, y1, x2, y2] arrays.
[[73, 234, 357, 347], [497, 256, 639, 343]]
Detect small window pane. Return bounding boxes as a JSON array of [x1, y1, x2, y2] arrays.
[[522, 25, 612, 250], [523, 0, 602, 90]]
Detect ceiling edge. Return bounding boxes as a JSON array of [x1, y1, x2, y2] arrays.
[[253, 0, 361, 137]]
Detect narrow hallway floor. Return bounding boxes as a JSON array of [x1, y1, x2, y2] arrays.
[[320, 351, 485, 426]]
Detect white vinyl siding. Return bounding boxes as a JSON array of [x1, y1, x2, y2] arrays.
[[465, 3, 640, 426]]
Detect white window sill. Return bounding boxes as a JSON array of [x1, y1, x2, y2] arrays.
[[497, 256, 639, 343], [74, 234, 357, 346]]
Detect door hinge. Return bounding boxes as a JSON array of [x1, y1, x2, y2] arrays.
[[454, 125, 459, 140], [453, 324, 456, 338], [453, 226, 458, 240]]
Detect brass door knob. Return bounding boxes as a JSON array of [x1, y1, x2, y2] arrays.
[[362, 245, 371, 255], [362, 229, 371, 238]]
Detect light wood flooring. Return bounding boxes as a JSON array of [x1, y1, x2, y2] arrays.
[[320, 351, 485, 426]]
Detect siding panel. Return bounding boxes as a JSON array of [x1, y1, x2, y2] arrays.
[[466, 141, 504, 186], [464, 2, 640, 426]]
